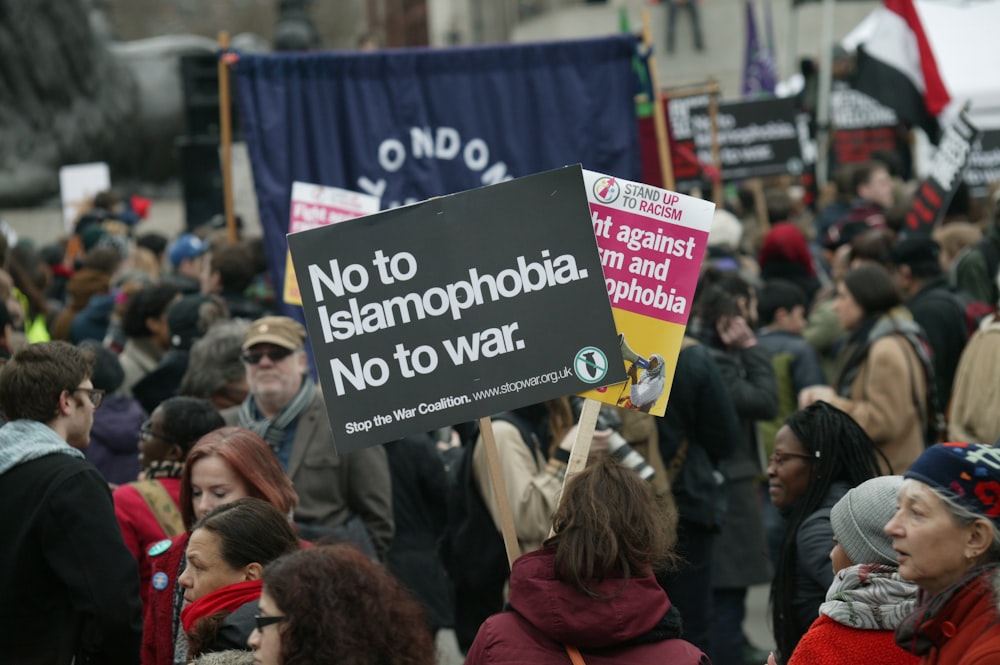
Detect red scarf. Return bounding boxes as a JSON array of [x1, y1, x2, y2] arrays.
[[180, 579, 262, 634]]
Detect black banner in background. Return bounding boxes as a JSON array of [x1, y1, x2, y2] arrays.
[[666, 96, 811, 186]]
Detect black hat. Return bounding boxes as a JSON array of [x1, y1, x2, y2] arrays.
[[80, 341, 125, 393], [167, 295, 214, 351], [890, 234, 941, 267]]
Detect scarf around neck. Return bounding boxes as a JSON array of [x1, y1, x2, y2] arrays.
[[144, 459, 185, 480], [821, 563, 918, 630], [0, 419, 83, 475], [181, 579, 262, 634], [895, 563, 1000, 656], [237, 376, 317, 452]]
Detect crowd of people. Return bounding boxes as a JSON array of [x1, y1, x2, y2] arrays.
[[1, 163, 1000, 665]]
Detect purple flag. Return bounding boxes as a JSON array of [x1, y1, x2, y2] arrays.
[[742, 0, 777, 98]]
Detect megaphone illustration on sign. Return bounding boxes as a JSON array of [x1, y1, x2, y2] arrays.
[[619, 334, 650, 370]]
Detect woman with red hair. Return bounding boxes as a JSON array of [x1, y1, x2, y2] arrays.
[[141, 427, 298, 665]]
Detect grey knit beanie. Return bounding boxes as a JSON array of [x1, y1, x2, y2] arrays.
[[830, 475, 903, 567]]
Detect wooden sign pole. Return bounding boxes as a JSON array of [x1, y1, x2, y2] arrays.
[[217, 31, 238, 244], [479, 415, 522, 567]]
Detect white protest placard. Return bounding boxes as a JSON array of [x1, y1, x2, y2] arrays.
[[283, 182, 380, 305], [59, 162, 111, 232]]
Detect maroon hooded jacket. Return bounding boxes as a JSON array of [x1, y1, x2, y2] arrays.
[[465, 547, 709, 665]]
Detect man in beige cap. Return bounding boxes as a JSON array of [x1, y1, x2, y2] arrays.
[[221, 315, 393, 558]]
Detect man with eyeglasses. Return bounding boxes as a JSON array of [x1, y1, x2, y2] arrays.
[[222, 316, 394, 559], [0, 341, 142, 663]]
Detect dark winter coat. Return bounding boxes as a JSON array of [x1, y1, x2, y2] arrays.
[[656, 342, 740, 529], [0, 424, 142, 663], [906, 277, 970, 405], [84, 393, 146, 485], [707, 343, 778, 589], [70, 291, 115, 344], [384, 433, 452, 630], [790, 481, 850, 641]]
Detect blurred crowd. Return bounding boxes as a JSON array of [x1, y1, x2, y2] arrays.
[[2, 162, 1000, 665]]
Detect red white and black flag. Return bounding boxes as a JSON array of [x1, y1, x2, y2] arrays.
[[853, 0, 951, 140]]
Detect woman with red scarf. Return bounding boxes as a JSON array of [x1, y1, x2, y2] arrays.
[[179, 498, 299, 658], [142, 427, 299, 665]]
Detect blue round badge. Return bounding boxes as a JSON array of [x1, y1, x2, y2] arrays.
[[152, 571, 169, 591], [147, 539, 172, 557]]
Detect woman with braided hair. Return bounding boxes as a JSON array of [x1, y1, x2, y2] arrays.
[[767, 402, 889, 664]]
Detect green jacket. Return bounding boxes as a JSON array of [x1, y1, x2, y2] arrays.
[[954, 223, 1000, 305]]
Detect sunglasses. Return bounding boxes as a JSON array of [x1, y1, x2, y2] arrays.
[[242, 348, 295, 365], [254, 614, 286, 631], [74, 387, 105, 408]]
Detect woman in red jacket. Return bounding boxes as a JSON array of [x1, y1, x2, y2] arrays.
[[887, 443, 1000, 664], [465, 455, 708, 665], [113, 396, 224, 605], [141, 427, 298, 665]]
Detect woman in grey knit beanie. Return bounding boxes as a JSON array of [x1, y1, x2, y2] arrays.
[[783, 475, 919, 665]]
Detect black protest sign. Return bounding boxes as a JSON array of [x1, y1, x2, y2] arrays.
[[668, 96, 810, 183], [288, 165, 624, 453], [831, 88, 906, 167], [665, 94, 712, 190], [964, 129, 1000, 199], [905, 111, 981, 233]]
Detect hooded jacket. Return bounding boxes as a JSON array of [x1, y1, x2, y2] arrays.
[[84, 393, 145, 485], [464, 548, 708, 665], [0, 419, 142, 664]]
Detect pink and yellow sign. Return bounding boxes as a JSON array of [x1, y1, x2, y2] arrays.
[[283, 182, 380, 305], [578, 169, 715, 416]]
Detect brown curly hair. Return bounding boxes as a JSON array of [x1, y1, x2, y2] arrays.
[[262, 545, 436, 665]]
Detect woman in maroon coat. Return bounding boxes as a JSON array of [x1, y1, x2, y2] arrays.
[[465, 456, 708, 665]]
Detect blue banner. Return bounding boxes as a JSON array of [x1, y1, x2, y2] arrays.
[[233, 35, 641, 314]]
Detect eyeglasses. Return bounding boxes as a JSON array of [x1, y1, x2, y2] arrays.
[[254, 614, 286, 631], [74, 387, 105, 408], [768, 451, 818, 467], [139, 421, 175, 445], [242, 348, 295, 365]]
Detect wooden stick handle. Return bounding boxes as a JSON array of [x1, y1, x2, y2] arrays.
[[217, 31, 238, 244], [547, 398, 602, 538], [479, 416, 522, 568]]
